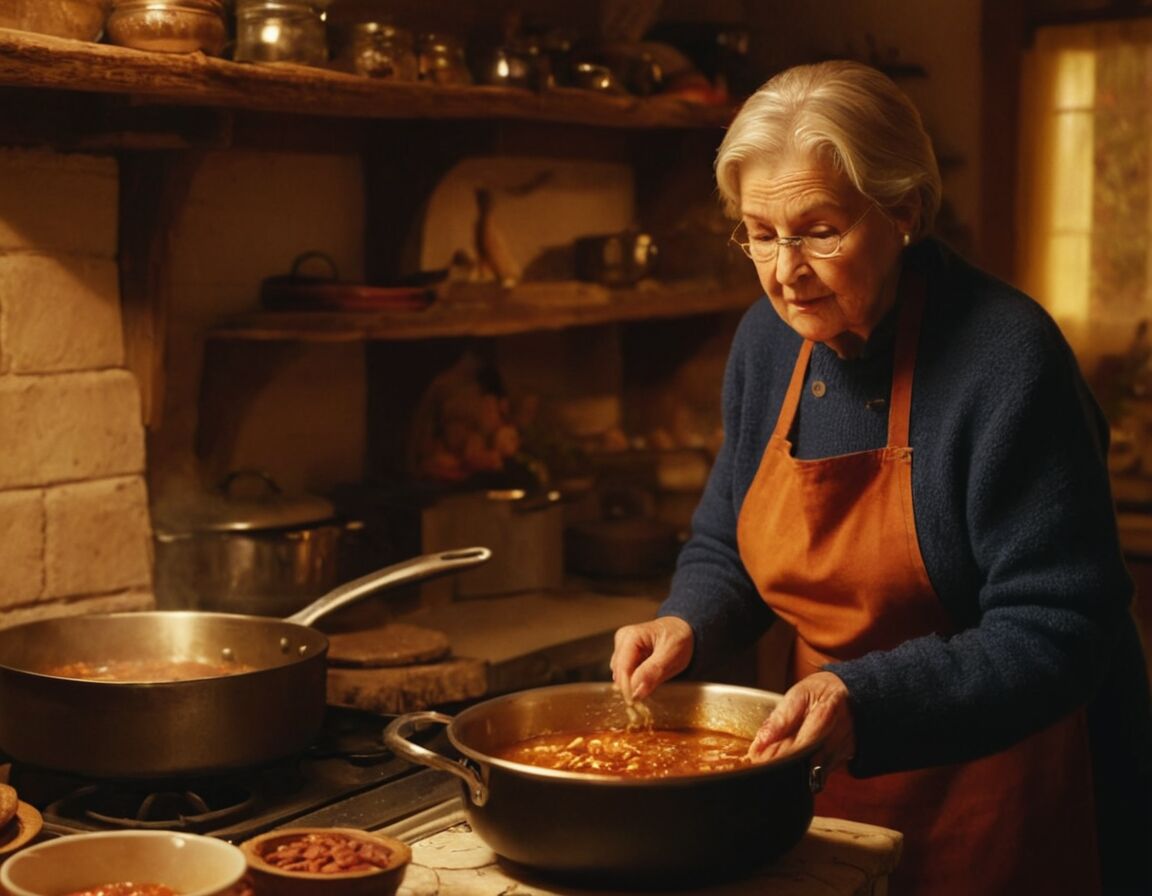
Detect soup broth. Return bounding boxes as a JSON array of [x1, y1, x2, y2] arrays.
[[495, 727, 753, 778]]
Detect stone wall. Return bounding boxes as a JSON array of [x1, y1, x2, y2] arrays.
[[0, 148, 153, 627]]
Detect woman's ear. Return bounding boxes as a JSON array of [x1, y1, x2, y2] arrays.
[[890, 192, 923, 238]]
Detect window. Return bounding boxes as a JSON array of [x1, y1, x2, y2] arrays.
[[1016, 19, 1152, 484], [1016, 20, 1152, 355]]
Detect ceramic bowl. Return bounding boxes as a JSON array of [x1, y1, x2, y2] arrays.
[[0, 829, 247, 896], [240, 827, 411, 896]]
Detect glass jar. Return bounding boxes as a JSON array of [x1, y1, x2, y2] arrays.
[[105, 0, 227, 55], [234, 0, 327, 67], [338, 21, 417, 80], [417, 31, 472, 85]]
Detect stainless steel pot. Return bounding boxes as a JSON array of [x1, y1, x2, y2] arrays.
[[384, 681, 824, 887], [152, 470, 357, 616], [0, 547, 490, 778]]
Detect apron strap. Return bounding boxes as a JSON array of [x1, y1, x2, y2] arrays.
[[887, 269, 926, 448], [772, 339, 814, 440]]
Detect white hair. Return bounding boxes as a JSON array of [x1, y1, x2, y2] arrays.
[[715, 60, 942, 238]]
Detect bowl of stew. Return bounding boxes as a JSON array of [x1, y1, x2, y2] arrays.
[[239, 827, 410, 896], [0, 830, 248, 896]]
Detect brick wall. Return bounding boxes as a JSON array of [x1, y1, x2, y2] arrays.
[[0, 148, 154, 627]]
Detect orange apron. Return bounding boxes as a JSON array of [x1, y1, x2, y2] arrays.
[[735, 274, 1100, 895]]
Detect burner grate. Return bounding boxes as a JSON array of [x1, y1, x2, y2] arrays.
[[49, 779, 261, 833], [4, 705, 455, 840]]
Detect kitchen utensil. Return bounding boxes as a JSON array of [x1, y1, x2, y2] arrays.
[[0, 0, 110, 40], [384, 681, 824, 887], [0, 802, 43, 856], [335, 21, 418, 80], [574, 230, 659, 286], [564, 516, 681, 578], [259, 252, 435, 312], [421, 489, 564, 598], [326, 622, 450, 667], [234, 0, 327, 66], [240, 827, 411, 896], [0, 830, 247, 896], [0, 547, 490, 778], [152, 469, 359, 616], [105, 0, 228, 55]]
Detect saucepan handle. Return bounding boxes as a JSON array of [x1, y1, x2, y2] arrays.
[[383, 711, 490, 807], [285, 547, 491, 627]]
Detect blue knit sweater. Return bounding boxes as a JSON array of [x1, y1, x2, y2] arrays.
[[659, 239, 1151, 792]]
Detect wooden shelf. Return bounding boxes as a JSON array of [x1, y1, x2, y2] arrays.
[[0, 29, 735, 129], [209, 284, 758, 342]]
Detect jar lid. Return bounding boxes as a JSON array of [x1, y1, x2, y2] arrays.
[[235, 0, 326, 10], [351, 21, 413, 39], [153, 470, 337, 534], [112, 0, 225, 10]]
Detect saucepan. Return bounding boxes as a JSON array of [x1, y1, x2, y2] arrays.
[[384, 681, 823, 887], [0, 547, 490, 778]]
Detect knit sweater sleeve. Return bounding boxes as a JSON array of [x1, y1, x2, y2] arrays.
[[657, 301, 780, 674], [829, 279, 1134, 776]]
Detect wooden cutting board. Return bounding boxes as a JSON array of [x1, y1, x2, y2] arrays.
[[326, 623, 451, 668]]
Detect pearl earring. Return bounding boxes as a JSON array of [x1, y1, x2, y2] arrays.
[[902, 232, 911, 247]]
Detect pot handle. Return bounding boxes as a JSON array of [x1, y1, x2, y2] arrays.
[[285, 546, 492, 627], [383, 712, 490, 806]]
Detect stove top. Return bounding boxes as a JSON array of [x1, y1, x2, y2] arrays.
[[3, 705, 459, 843]]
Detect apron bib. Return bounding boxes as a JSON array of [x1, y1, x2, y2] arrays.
[[735, 274, 1099, 895]]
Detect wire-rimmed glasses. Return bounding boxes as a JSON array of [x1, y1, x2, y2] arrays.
[[730, 204, 875, 263]]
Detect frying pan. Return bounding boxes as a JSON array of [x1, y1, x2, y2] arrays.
[[0, 547, 490, 778]]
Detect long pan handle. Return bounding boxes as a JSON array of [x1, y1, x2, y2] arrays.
[[285, 546, 491, 627]]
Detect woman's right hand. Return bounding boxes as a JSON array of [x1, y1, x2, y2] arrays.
[[610, 616, 694, 703]]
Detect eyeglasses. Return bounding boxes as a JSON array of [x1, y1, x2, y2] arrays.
[[730, 204, 875, 263]]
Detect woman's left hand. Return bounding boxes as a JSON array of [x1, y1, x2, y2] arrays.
[[748, 671, 857, 773]]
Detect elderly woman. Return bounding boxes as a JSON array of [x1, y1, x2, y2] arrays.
[[611, 60, 1152, 894]]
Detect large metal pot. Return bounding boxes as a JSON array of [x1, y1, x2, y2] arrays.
[[0, 547, 490, 778], [152, 470, 359, 617], [384, 681, 823, 887]]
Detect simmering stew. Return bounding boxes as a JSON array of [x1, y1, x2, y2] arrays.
[[495, 727, 753, 778], [63, 884, 178, 896], [40, 659, 253, 682]]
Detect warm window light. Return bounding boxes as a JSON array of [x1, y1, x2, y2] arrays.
[[1016, 22, 1152, 349]]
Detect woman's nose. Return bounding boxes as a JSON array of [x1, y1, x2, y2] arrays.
[[773, 243, 811, 283]]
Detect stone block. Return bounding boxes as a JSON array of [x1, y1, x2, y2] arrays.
[[0, 589, 155, 630], [45, 476, 153, 599], [0, 489, 45, 608], [0, 149, 117, 257], [0, 254, 123, 372], [0, 370, 145, 489]]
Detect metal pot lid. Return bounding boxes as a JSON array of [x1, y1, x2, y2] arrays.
[[152, 470, 337, 534]]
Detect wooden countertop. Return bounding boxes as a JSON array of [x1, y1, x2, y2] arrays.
[[399, 816, 902, 896], [326, 592, 661, 714]]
